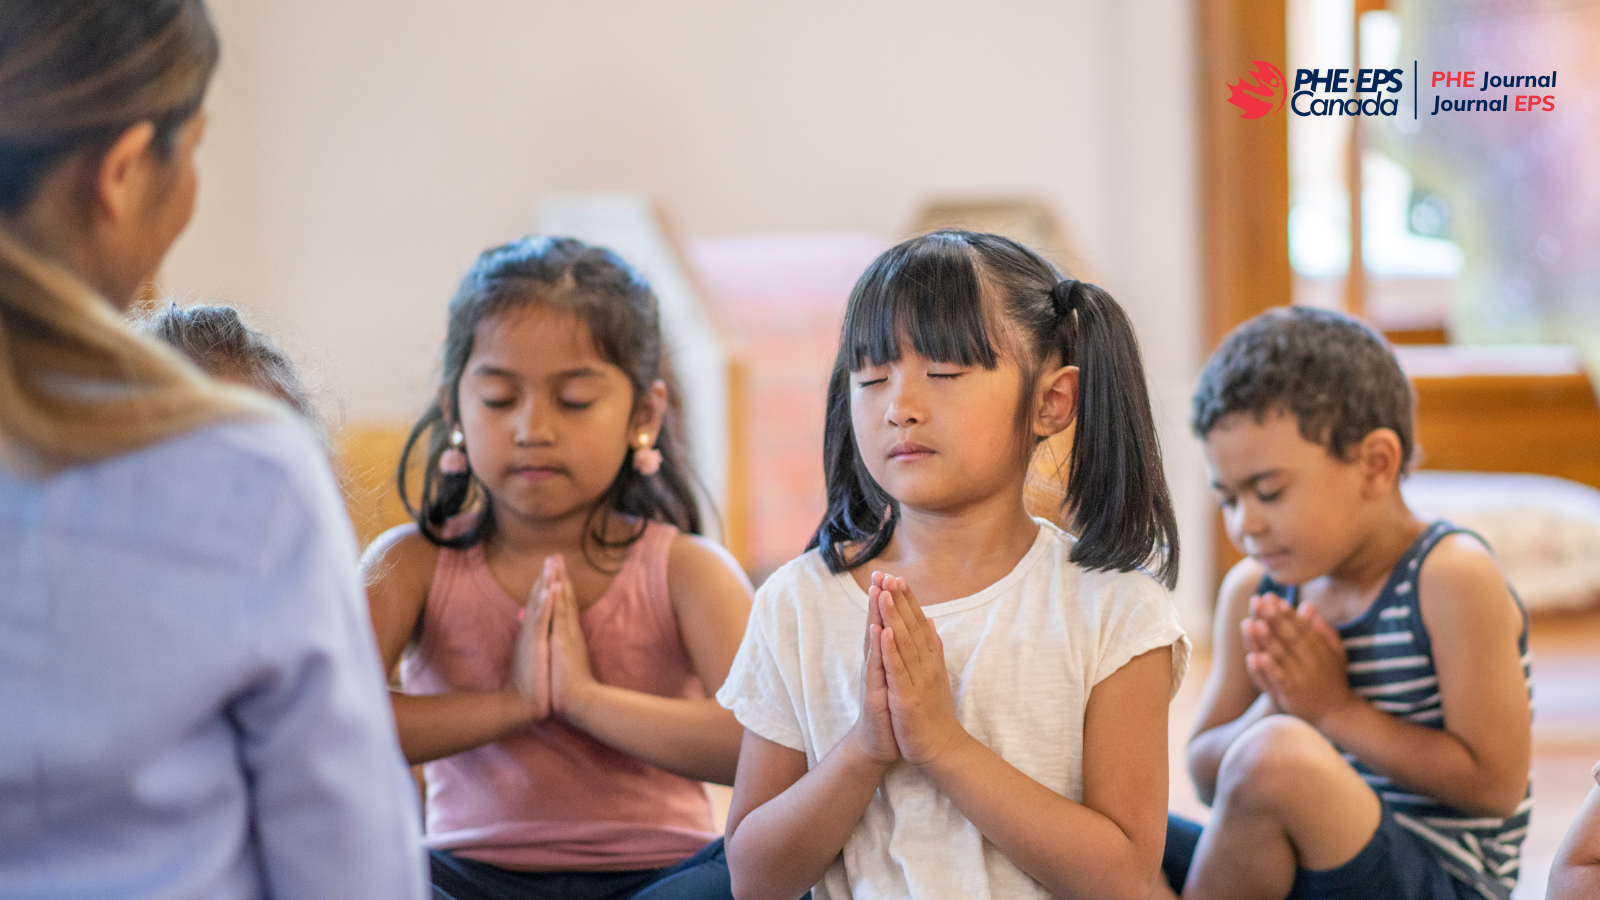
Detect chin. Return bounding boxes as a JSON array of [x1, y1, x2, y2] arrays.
[[1252, 554, 1302, 586]]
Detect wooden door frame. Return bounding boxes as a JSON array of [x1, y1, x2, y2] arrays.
[[1198, 0, 1293, 594]]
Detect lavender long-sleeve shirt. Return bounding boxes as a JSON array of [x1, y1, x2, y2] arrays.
[[0, 418, 427, 899]]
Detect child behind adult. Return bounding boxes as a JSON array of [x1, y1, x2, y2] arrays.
[[1548, 760, 1600, 899], [136, 301, 325, 432], [364, 236, 753, 900], [1162, 307, 1532, 900], [719, 231, 1190, 900]]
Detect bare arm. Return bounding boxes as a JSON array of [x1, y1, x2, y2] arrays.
[[1312, 535, 1530, 816], [723, 581, 901, 900], [1186, 558, 1272, 804], [724, 730, 894, 900], [363, 527, 541, 764], [552, 535, 752, 784], [920, 647, 1174, 900], [1549, 785, 1600, 900]]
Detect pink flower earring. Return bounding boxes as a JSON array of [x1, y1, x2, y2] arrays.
[[440, 428, 470, 475], [632, 432, 662, 476]]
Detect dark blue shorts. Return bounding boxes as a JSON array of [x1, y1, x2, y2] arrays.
[[430, 837, 735, 900], [1163, 809, 1476, 900]]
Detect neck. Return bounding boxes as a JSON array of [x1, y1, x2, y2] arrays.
[[9, 164, 128, 309], [871, 478, 1041, 605], [487, 498, 632, 566], [1326, 493, 1427, 593]]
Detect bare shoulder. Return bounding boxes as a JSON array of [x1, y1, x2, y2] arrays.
[[666, 532, 753, 691], [1416, 531, 1521, 628], [363, 524, 442, 668], [361, 523, 441, 593], [667, 532, 754, 607], [1216, 555, 1266, 631]]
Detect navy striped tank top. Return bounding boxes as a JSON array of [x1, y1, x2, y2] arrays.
[[1262, 520, 1532, 900]]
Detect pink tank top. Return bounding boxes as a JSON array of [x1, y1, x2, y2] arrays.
[[399, 520, 716, 872]]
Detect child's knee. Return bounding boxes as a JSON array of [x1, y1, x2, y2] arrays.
[[1215, 715, 1342, 811]]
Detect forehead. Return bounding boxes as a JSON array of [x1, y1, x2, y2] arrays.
[[467, 304, 616, 378], [1202, 408, 1331, 477]]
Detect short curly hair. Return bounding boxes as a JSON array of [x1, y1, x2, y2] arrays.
[[1191, 306, 1415, 470]]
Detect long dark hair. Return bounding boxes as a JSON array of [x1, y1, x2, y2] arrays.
[[808, 230, 1179, 589], [399, 236, 702, 559]]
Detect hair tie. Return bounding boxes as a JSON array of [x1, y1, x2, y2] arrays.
[[1050, 279, 1081, 320]]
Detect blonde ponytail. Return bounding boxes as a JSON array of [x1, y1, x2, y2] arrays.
[[0, 225, 271, 475], [0, 0, 273, 476]]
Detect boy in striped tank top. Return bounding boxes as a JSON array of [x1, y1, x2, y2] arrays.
[[1159, 308, 1533, 900]]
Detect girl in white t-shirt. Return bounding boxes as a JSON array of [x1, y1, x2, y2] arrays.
[[717, 231, 1190, 900]]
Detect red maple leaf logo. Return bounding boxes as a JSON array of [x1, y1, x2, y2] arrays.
[[1226, 61, 1287, 119]]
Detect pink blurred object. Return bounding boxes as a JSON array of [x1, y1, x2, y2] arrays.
[[633, 446, 662, 476], [440, 447, 468, 474]]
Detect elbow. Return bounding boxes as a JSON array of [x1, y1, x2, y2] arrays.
[[1114, 873, 1163, 900], [1459, 770, 1529, 819], [1480, 782, 1529, 820], [1071, 868, 1162, 900], [724, 834, 772, 900]]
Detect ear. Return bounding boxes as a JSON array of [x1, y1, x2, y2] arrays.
[[1357, 428, 1404, 497], [630, 379, 669, 444], [92, 122, 158, 226], [1032, 365, 1079, 437]]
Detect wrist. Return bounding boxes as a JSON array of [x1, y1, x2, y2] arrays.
[[557, 679, 604, 729], [1312, 692, 1366, 741], [912, 725, 979, 782], [498, 687, 539, 728], [845, 721, 899, 770]]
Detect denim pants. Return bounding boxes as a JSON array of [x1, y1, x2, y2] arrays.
[[430, 837, 733, 900]]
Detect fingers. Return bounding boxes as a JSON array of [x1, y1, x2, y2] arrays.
[[894, 576, 930, 630], [1247, 650, 1287, 693], [865, 621, 888, 693], [881, 625, 910, 691], [865, 575, 886, 657], [877, 584, 923, 672], [527, 556, 554, 613]]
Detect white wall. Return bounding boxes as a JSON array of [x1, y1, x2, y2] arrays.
[[164, 0, 1213, 631]]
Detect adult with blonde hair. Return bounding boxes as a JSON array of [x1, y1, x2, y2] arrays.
[[0, 2, 426, 897]]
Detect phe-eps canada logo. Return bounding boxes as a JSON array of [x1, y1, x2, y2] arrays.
[[1227, 60, 1404, 118], [1226, 61, 1287, 119]]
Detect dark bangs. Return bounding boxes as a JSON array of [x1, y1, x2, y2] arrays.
[[843, 233, 1001, 372]]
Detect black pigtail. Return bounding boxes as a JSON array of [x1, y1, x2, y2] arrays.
[[1060, 281, 1180, 589], [397, 401, 492, 549]]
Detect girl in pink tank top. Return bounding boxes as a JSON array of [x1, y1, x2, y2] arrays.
[[364, 237, 754, 900]]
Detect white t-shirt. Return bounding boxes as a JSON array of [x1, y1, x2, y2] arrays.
[[717, 520, 1189, 900]]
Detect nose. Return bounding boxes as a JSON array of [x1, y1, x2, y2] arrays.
[[1226, 497, 1267, 548], [513, 399, 556, 446], [884, 371, 925, 427]]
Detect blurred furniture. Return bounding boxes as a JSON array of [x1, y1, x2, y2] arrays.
[[1404, 471, 1600, 613], [1396, 345, 1600, 491], [335, 422, 416, 551]]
